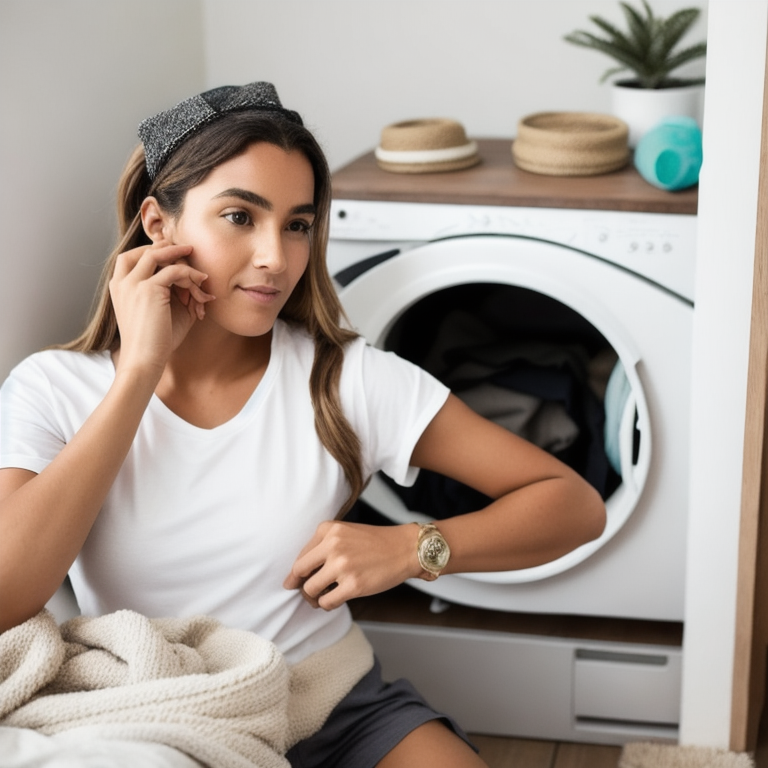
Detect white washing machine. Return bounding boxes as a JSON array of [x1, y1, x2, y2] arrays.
[[328, 139, 697, 744]]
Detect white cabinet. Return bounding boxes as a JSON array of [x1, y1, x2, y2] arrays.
[[360, 619, 682, 745]]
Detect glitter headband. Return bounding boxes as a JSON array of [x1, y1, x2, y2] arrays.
[[138, 82, 303, 180]]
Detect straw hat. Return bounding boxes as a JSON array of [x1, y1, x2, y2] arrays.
[[512, 112, 629, 176], [375, 118, 480, 173]]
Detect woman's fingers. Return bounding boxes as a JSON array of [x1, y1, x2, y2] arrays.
[[172, 288, 208, 322], [116, 247, 212, 299], [112, 243, 193, 280], [109, 242, 215, 372], [284, 522, 418, 611], [283, 531, 325, 592], [149, 262, 214, 303], [111, 245, 215, 317]]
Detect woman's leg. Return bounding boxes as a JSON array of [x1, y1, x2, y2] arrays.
[[376, 720, 488, 768]]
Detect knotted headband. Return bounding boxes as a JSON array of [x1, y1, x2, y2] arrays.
[[138, 81, 304, 180]]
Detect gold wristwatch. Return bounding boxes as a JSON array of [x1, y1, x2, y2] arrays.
[[417, 523, 451, 581]]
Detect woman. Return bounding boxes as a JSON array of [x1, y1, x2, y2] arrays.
[[0, 82, 605, 767]]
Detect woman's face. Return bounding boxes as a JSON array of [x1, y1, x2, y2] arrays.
[[163, 141, 315, 339]]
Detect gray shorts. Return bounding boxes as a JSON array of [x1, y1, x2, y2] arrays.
[[286, 657, 476, 768]]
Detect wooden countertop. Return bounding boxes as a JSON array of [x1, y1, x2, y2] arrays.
[[331, 138, 698, 215]]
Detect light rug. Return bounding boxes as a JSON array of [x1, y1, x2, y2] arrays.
[[620, 742, 755, 768]]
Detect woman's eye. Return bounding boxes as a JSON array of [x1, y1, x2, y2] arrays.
[[224, 210, 251, 226], [287, 219, 312, 235]]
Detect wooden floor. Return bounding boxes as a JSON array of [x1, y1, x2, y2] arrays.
[[469, 735, 622, 768]]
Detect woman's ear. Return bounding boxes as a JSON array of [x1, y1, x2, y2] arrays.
[[140, 197, 173, 244]]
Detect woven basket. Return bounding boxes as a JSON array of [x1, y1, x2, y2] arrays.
[[512, 112, 630, 176], [375, 118, 480, 174]]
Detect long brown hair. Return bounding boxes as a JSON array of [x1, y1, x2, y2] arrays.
[[62, 111, 364, 517]]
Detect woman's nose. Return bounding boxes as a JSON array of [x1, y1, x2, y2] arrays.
[[251, 229, 287, 272]]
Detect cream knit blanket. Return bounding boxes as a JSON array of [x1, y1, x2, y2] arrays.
[[0, 610, 374, 768]]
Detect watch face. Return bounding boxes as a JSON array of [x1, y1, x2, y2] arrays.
[[422, 535, 450, 570]]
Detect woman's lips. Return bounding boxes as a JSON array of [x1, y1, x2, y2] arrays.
[[238, 285, 280, 304]]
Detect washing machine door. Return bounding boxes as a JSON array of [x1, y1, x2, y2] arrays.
[[337, 235, 653, 583]]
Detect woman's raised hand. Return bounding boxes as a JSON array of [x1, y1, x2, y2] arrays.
[[109, 243, 215, 376]]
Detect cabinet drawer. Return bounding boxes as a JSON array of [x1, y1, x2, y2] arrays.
[[574, 648, 682, 725]]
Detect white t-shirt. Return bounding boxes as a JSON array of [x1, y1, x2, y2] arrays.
[[0, 320, 449, 663]]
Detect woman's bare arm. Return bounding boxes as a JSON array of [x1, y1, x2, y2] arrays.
[[286, 394, 606, 609], [0, 370, 160, 631], [0, 243, 212, 632], [409, 393, 606, 574]]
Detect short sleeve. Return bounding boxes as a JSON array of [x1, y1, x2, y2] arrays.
[[1, 353, 77, 474], [340, 339, 450, 487]]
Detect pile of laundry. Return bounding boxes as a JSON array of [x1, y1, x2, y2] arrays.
[[0, 609, 373, 768], [384, 284, 624, 519]]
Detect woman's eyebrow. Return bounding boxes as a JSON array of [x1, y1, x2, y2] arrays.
[[213, 188, 316, 216], [214, 187, 272, 210]]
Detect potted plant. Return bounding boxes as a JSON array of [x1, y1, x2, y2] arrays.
[[564, 0, 707, 146]]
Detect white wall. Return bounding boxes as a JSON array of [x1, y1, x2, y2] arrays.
[[681, 0, 768, 748], [0, 0, 205, 381], [202, 0, 708, 171]]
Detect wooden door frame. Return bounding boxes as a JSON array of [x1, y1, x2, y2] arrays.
[[732, 21, 768, 752]]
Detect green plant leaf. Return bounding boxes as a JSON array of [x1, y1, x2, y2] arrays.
[[660, 7, 701, 56], [664, 41, 708, 72], [586, 15, 638, 54], [564, 30, 646, 73], [564, 0, 707, 87], [600, 65, 631, 83], [620, 1, 653, 57]]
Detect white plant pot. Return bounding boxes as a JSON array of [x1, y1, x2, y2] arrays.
[[610, 81, 705, 147]]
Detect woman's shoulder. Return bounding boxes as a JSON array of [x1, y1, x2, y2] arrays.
[[4, 348, 112, 389]]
